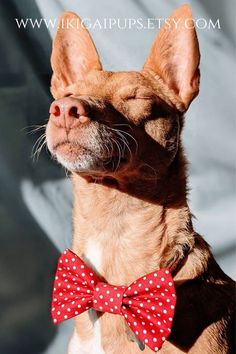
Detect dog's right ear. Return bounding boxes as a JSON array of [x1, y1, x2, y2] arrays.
[[50, 12, 102, 99]]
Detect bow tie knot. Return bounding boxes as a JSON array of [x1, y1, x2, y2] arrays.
[[93, 282, 126, 314], [51, 249, 176, 352]]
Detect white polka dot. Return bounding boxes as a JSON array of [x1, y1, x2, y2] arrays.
[[99, 306, 103, 310], [165, 270, 169, 274], [128, 300, 132, 305], [163, 309, 167, 314], [168, 282, 173, 286], [144, 339, 148, 343], [106, 290, 110, 294], [81, 265, 85, 269], [161, 277, 165, 281], [155, 347, 159, 351], [135, 330, 139, 335], [154, 273, 157, 277], [57, 311, 60, 315], [159, 302, 163, 306], [99, 295, 103, 299], [139, 303, 143, 307], [171, 305, 174, 309], [162, 337, 166, 341], [151, 329, 155, 333], [81, 273, 85, 277], [64, 315, 68, 319], [145, 288, 149, 291], [149, 280, 153, 284], [117, 293, 121, 298], [67, 308, 71, 312], [53, 319, 57, 323], [72, 266, 76, 270], [143, 329, 147, 334], [151, 306, 155, 310], [134, 322, 137, 326], [157, 321, 161, 326], [153, 338, 157, 342], [138, 283, 142, 287], [169, 317, 173, 321]]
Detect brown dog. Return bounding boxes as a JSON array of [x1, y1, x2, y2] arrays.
[[46, 5, 235, 354]]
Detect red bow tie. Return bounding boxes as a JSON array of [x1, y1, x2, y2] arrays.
[[51, 249, 176, 352]]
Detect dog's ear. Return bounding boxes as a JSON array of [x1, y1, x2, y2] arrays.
[[143, 5, 200, 111], [50, 12, 102, 99]]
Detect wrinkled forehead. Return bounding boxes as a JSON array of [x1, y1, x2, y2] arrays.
[[63, 71, 152, 97]]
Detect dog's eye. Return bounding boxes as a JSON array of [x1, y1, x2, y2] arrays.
[[117, 86, 154, 101]]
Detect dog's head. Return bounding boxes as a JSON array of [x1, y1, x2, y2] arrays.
[[46, 5, 200, 186]]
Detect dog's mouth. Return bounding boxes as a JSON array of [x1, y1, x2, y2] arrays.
[[51, 140, 128, 173]]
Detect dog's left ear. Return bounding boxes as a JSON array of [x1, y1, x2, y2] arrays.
[[50, 12, 102, 99], [143, 5, 200, 111]]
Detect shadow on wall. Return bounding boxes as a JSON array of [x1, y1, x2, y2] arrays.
[[0, 0, 64, 352]]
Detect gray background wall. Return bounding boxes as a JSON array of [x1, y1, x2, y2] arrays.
[[0, 0, 235, 353]]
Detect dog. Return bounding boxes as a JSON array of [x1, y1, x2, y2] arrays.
[[46, 4, 235, 354]]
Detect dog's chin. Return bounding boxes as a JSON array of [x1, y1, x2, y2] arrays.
[[51, 142, 127, 175]]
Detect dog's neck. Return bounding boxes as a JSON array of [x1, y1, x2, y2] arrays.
[[71, 149, 196, 284]]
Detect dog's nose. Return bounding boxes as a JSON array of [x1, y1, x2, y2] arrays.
[[49, 97, 90, 129]]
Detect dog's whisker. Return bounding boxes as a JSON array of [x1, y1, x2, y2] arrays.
[[31, 133, 47, 162], [107, 126, 138, 154], [22, 124, 47, 135]]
